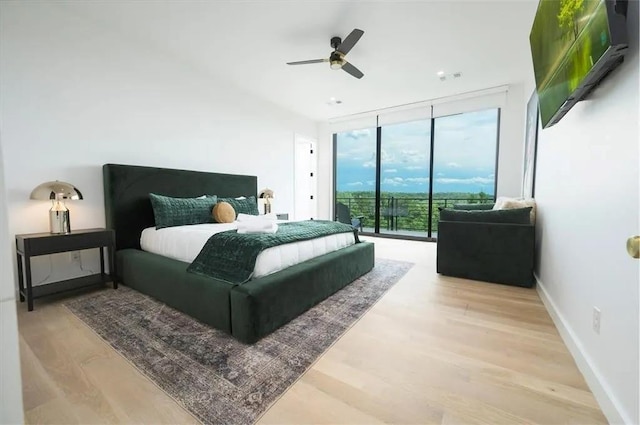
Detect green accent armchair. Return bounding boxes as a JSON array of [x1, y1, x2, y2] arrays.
[[436, 203, 535, 288]]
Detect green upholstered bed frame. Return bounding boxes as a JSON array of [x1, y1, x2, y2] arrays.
[[103, 164, 375, 343]]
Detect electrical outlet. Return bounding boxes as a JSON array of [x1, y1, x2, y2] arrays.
[[71, 251, 81, 262], [593, 307, 601, 334]]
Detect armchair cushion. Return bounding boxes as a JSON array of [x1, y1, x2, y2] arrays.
[[440, 207, 532, 225], [452, 203, 495, 210]]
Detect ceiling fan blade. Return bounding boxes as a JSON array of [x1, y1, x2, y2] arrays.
[[336, 29, 364, 55], [342, 62, 364, 79], [286, 58, 328, 65]]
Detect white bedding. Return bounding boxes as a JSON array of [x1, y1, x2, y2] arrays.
[[140, 222, 356, 279]]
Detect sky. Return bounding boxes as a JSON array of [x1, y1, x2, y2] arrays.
[[336, 108, 499, 195]]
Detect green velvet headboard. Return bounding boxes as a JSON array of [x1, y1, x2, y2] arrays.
[[103, 164, 257, 251]]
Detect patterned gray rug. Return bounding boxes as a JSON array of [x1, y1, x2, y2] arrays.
[[65, 258, 413, 425]]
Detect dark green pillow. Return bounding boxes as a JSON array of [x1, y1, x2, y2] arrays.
[[216, 196, 259, 219], [440, 207, 532, 224], [149, 193, 218, 229], [452, 203, 495, 210]]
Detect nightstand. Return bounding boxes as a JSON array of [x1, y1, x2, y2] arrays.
[[276, 213, 289, 220], [15, 228, 117, 311]]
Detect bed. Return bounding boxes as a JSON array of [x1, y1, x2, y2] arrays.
[[103, 163, 375, 343]]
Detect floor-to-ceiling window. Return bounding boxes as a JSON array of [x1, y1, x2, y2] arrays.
[[379, 120, 431, 237], [334, 105, 500, 240], [334, 127, 377, 231], [431, 108, 500, 237]]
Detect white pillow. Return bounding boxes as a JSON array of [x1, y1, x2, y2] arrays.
[[493, 197, 536, 224]]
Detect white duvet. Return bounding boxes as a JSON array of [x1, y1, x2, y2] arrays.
[[140, 222, 355, 279]]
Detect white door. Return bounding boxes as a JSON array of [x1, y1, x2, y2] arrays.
[[294, 135, 317, 221]]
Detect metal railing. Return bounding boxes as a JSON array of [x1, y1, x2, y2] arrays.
[[336, 196, 493, 235]]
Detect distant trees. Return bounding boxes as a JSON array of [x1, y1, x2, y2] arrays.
[[336, 191, 493, 233]]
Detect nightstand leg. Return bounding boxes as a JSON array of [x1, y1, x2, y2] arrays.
[[25, 255, 33, 311], [99, 247, 105, 275], [16, 253, 25, 302], [109, 246, 118, 289]]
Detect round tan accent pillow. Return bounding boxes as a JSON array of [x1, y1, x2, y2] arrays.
[[212, 201, 236, 223]]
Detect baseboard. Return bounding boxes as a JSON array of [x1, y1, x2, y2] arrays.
[[535, 273, 632, 425]]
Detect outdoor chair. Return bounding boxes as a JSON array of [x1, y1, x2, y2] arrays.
[[336, 202, 365, 231]]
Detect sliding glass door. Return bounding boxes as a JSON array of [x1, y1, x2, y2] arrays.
[[431, 109, 500, 236], [379, 120, 431, 237], [334, 107, 500, 240], [334, 128, 377, 232]]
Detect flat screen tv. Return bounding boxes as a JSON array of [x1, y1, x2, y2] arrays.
[[530, 0, 629, 128]]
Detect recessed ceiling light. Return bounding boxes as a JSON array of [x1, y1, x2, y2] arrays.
[[437, 71, 445, 76], [327, 97, 343, 105], [453, 72, 462, 78]]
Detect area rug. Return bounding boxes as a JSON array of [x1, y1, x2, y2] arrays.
[[65, 258, 413, 425]]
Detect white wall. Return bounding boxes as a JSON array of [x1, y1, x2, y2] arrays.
[[533, 3, 639, 423], [0, 136, 24, 423], [316, 84, 526, 220], [0, 2, 317, 285]]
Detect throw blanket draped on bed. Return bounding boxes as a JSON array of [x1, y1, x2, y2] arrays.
[[187, 220, 359, 284]]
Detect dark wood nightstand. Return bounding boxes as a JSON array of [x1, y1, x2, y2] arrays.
[[15, 228, 117, 311]]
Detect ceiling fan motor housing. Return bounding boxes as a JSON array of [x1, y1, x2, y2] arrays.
[[330, 36, 342, 49], [329, 51, 343, 69]]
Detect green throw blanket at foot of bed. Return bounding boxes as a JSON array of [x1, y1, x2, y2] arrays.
[[187, 220, 359, 284]]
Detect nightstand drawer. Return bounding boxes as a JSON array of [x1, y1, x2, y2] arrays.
[[17, 228, 113, 256]]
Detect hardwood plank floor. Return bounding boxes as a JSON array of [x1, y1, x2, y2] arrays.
[[17, 236, 607, 424]]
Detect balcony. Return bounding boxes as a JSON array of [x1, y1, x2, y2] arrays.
[[336, 196, 494, 239]]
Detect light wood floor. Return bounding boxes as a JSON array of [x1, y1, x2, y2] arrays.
[[17, 237, 607, 424]]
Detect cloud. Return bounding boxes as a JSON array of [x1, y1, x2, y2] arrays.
[[382, 177, 429, 187], [347, 181, 364, 186], [405, 165, 424, 170], [344, 128, 372, 140], [367, 180, 375, 186], [447, 162, 462, 168], [436, 176, 494, 185], [405, 177, 429, 184], [437, 172, 445, 177], [384, 169, 398, 173], [382, 177, 404, 186]]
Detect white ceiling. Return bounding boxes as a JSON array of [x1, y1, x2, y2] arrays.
[[68, 0, 538, 122]]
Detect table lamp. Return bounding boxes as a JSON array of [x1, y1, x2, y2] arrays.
[[258, 188, 274, 214], [30, 180, 83, 234]]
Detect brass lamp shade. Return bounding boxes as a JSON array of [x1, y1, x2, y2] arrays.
[[30, 181, 83, 201], [30, 181, 83, 234], [258, 188, 274, 214]]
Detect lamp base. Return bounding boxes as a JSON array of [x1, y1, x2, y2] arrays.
[[50, 210, 70, 234], [264, 203, 271, 214]]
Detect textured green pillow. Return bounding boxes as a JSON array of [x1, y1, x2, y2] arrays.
[[149, 193, 218, 229], [452, 203, 495, 210], [440, 207, 532, 224], [216, 196, 259, 219]]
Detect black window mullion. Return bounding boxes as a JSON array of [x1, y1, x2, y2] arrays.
[[493, 108, 501, 200], [374, 126, 382, 234], [427, 112, 435, 238], [332, 133, 337, 220]]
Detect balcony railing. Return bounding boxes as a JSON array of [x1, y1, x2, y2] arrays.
[[336, 196, 493, 237]]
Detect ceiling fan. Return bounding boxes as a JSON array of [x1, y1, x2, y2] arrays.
[[286, 29, 365, 79]]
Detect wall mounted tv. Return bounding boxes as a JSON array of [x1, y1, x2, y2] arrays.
[[530, 0, 628, 128]]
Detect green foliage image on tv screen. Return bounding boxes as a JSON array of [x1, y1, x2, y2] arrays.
[[530, 0, 612, 128]]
